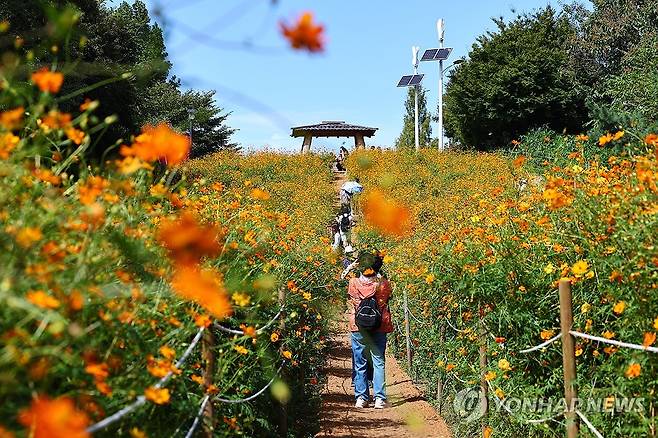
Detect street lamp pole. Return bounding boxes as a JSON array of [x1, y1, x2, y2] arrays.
[[187, 107, 196, 149], [437, 19, 445, 151], [412, 46, 420, 151]]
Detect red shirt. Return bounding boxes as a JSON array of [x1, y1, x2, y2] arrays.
[[347, 276, 393, 333]]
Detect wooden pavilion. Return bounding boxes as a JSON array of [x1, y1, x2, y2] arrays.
[[291, 121, 378, 153]]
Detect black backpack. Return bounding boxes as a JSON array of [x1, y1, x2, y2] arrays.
[[339, 213, 351, 232], [355, 288, 382, 331]]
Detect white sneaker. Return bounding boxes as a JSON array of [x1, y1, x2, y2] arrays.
[[374, 398, 386, 409], [355, 397, 368, 408]]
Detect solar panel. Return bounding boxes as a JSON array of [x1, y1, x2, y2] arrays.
[[397, 75, 413, 87], [434, 48, 452, 60], [409, 74, 424, 85], [421, 49, 438, 61]]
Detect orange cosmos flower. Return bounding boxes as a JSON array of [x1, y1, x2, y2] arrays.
[[0, 106, 24, 130], [39, 111, 72, 130], [144, 387, 170, 405], [157, 212, 223, 266], [171, 266, 232, 319], [625, 363, 641, 379], [642, 332, 656, 348], [598, 133, 614, 146], [362, 189, 411, 237], [512, 155, 526, 168], [33, 169, 61, 185], [31, 67, 64, 94], [65, 127, 85, 145], [120, 123, 190, 166], [250, 188, 271, 200], [16, 227, 43, 248], [0, 425, 14, 438], [18, 396, 90, 438], [280, 12, 325, 53], [26, 290, 60, 310], [0, 132, 19, 159], [77, 176, 110, 205]]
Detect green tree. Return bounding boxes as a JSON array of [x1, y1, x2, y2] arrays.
[[444, 7, 588, 150], [0, 0, 235, 155], [396, 85, 432, 150], [568, 0, 658, 126]]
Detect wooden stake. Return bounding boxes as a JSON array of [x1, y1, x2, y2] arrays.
[[437, 323, 446, 414], [559, 280, 579, 438], [479, 307, 489, 437], [278, 287, 288, 437], [403, 287, 412, 371], [201, 329, 215, 438]]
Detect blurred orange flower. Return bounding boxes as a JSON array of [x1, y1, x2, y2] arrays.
[[26, 290, 60, 309], [280, 12, 325, 53], [171, 267, 232, 319], [65, 127, 85, 145], [31, 67, 64, 94], [362, 189, 411, 237], [18, 396, 90, 438], [144, 387, 170, 405], [250, 188, 271, 200], [16, 227, 43, 247], [0, 132, 19, 159], [512, 155, 526, 168], [157, 212, 223, 266], [0, 106, 24, 130], [625, 363, 641, 379], [642, 332, 656, 348], [120, 123, 190, 166]]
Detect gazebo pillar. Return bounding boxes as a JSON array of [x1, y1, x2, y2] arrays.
[[354, 134, 365, 149], [301, 134, 313, 153]]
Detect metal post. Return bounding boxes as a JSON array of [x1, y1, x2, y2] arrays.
[[403, 287, 412, 371], [437, 19, 445, 151], [559, 280, 579, 438], [412, 46, 420, 151]]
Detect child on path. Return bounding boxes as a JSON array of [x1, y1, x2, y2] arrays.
[[347, 251, 393, 409]]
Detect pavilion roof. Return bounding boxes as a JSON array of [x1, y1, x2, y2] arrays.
[[291, 121, 378, 138]]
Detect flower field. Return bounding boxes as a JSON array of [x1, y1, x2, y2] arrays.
[[0, 64, 338, 436], [348, 138, 658, 437]]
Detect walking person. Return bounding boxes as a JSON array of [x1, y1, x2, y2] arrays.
[[348, 251, 393, 409], [339, 178, 362, 211], [331, 204, 354, 253]]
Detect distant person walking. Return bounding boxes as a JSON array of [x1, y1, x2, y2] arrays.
[[332, 205, 354, 253], [339, 178, 362, 211], [336, 146, 349, 171], [348, 251, 393, 409]]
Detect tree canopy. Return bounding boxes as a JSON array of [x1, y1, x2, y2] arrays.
[[444, 7, 588, 150], [0, 0, 236, 156]]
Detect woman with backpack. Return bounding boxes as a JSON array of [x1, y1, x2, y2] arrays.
[[348, 251, 393, 409]]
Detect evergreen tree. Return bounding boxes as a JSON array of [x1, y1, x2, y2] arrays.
[[395, 85, 432, 150], [0, 0, 235, 156]]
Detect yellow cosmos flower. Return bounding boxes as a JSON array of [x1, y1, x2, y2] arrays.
[[612, 301, 626, 315], [571, 260, 589, 276]]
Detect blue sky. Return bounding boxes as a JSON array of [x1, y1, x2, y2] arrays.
[[110, 0, 573, 152]]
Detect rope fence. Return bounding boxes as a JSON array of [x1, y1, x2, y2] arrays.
[[86, 298, 287, 435], [398, 279, 655, 438]]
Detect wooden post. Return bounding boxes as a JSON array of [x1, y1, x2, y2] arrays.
[[202, 329, 215, 438], [277, 287, 288, 437], [403, 287, 412, 371], [559, 280, 579, 438], [301, 134, 313, 153], [479, 308, 489, 437], [436, 324, 446, 414]]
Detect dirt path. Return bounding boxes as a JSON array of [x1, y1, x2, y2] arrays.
[[317, 320, 452, 438], [320, 169, 452, 437]]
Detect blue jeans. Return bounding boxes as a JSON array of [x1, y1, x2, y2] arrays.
[[351, 330, 387, 401]]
